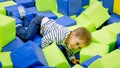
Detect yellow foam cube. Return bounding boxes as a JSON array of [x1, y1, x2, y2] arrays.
[[113, 0, 120, 15]]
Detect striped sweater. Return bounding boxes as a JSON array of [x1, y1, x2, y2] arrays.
[[40, 18, 76, 61]]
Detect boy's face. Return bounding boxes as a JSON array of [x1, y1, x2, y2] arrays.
[[67, 32, 87, 50]]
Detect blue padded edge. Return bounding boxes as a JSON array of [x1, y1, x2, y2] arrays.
[[32, 34, 42, 48], [116, 33, 120, 48], [101, 0, 114, 14], [80, 55, 102, 67], [11, 41, 48, 68], [6, 5, 25, 18], [37, 11, 58, 20], [55, 15, 76, 27], [107, 14, 120, 25], [14, 0, 35, 8], [2, 37, 24, 52]]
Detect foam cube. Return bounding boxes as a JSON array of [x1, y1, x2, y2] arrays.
[[36, 0, 57, 12], [52, 11, 64, 18], [107, 14, 120, 25], [37, 11, 57, 20], [33, 66, 55, 68], [80, 42, 109, 63], [26, 7, 39, 15], [42, 43, 71, 68], [55, 15, 76, 27], [0, 62, 1, 68], [80, 55, 101, 67], [12, 16, 23, 25], [57, 0, 82, 16], [0, 14, 16, 47], [92, 29, 116, 52], [101, 0, 114, 13], [89, 49, 120, 68], [89, 0, 98, 5], [11, 41, 48, 68], [116, 33, 120, 48], [82, 0, 89, 7], [0, 0, 5, 2], [0, 1, 16, 15], [6, 5, 25, 18], [0, 47, 1, 52], [72, 64, 83, 68], [102, 22, 120, 36], [32, 34, 42, 48], [14, 0, 35, 8], [76, 13, 96, 32], [83, 2, 110, 28], [2, 37, 24, 52], [0, 52, 13, 68], [113, 0, 120, 15]]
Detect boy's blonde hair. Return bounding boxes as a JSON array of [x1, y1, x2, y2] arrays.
[[72, 27, 91, 45]]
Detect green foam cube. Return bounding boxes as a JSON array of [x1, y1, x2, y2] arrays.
[[0, 14, 16, 47], [90, 0, 99, 5], [80, 42, 109, 63], [102, 22, 120, 36], [0, 52, 13, 68], [89, 49, 120, 68], [42, 43, 71, 68], [92, 29, 116, 52], [72, 64, 83, 68], [36, 0, 57, 12], [0, 1, 16, 15], [0, 47, 2, 52], [83, 2, 110, 28], [76, 13, 96, 32], [53, 11, 64, 18]]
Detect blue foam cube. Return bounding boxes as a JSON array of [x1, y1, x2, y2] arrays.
[[32, 34, 42, 48], [11, 41, 48, 68], [37, 11, 57, 20], [0, 0, 5, 2], [82, 0, 89, 7], [55, 15, 76, 27], [6, 5, 25, 18], [57, 0, 82, 16], [12, 16, 23, 25], [116, 33, 120, 48], [14, 0, 35, 8], [0, 62, 1, 68], [101, 0, 114, 13], [33, 66, 55, 68], [81, 55, 102, 67], [26, 7, 39, 15], [2, 37, 24, 52], [75, 8, 85, 16], [107, 14, 120, 25]]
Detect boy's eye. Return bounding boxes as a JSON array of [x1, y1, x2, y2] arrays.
[[76, 43, 80, 45]]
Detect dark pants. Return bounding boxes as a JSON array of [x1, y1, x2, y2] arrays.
[[16, 16, 44, 41]]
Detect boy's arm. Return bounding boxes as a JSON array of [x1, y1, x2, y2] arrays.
[[66, 48, 80, 64]]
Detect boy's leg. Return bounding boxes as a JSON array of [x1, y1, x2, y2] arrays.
[[16, 16, 44, 40]]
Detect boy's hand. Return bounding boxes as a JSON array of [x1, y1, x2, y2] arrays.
[[71, 59, 80, 64]]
